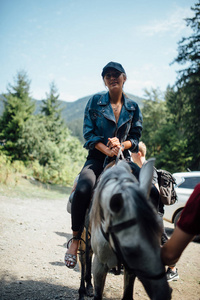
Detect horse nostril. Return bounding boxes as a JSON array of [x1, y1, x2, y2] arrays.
[[110, 193, 124, 213]]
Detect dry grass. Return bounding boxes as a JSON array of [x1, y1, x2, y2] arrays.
[[0, 175, 72, 200]]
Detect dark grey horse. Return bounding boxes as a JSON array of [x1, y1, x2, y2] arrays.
[[90, 159, 172, 300]]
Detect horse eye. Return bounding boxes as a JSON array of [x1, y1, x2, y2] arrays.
[[110, 193, 124, 213]]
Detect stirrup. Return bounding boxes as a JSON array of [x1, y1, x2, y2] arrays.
[[67, 236, 86, 255]]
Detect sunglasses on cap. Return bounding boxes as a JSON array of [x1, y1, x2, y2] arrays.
[[104, 71, 122, 79]]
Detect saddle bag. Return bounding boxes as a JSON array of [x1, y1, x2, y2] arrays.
[[157, 169, 178, 205]]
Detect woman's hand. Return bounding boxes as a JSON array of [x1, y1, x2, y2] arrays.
[[95, 140, 125, 158], [107, 137, 121, 149], [108, 146, 120, 157]]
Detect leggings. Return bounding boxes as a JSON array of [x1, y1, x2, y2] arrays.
[[71, 159, 104, 232]]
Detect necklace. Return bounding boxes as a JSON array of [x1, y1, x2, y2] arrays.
[[112, 104, 120, 112]]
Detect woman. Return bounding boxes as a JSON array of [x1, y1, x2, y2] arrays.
[[65, 61, 143, 268]]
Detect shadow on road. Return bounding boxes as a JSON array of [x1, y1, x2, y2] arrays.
[[0, 275, 79, 300]]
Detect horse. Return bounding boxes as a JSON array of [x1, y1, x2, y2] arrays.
[[90, 159, 172, 300]]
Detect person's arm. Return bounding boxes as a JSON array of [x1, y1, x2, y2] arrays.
[[161, 183, 200, 266], [95, 142, 115, 157], [161, 226, 194, 266]]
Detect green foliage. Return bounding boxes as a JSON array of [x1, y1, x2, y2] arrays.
[[141, 88, 167, 157], [172, 2, 200, 84], [141, 87, 193, 173], [0, 152, 22, 185], [17, 112, 86, 163], [0, 152, 11, 183], [171, 2, 200, 170], [11, 160, 26, 174], [0, 71, 87, 186], [140, 3, 200, 171], [41, 81, 62, 118], [0, 71, 35, 159]]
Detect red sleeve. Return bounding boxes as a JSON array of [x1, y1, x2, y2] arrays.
[[177, 183, 200, 235]]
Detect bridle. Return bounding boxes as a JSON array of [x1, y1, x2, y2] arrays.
[[99, 153, 166, 281], [100, 215, 166, 281]]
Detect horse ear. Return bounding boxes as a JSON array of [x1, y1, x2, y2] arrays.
[[139, 158, 155, 199]]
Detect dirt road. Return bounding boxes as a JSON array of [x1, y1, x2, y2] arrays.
[[0, 195, 199, 300]]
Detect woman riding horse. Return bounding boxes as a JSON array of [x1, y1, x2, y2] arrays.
[[65, 61, 143, 268]]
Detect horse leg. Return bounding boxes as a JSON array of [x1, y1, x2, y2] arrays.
[[78, 255, 86, 300], [85, 231, 93, 297], [92, 255, 108, 300], [78, 229, 87, 300], [122, 268, 135, 300]]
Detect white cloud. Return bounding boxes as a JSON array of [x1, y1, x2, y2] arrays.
[[59, 92, 77, 102], [139, 6, 192, 37], [125, 79, 155, 97]]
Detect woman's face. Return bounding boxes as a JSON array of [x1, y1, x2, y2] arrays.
[[104, 68, 126, 92]]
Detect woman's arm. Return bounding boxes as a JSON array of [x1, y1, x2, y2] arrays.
[[95, 142, 115, 157]]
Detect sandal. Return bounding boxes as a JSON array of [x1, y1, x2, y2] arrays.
[[64, 235, 85, 269], [64, 252, 77, 269]]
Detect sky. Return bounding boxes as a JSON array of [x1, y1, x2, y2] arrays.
[[0, 0, 195, 102]]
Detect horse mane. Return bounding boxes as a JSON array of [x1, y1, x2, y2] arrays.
[[90, 161, 133, 230]]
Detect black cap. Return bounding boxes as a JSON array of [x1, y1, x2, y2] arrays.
[[101, 61, 126, 78]]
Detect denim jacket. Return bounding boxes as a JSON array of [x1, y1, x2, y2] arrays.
[[83, 92, 143, 157]]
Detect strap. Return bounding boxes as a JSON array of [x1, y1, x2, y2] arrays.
[[108, 218, 137, 233], [67, 236, 86, 255], [115, 146, 125, 164]]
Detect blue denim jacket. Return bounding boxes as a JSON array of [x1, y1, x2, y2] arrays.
[[83, 92, 143, 155]]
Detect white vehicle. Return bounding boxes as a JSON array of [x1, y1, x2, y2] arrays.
[[163, 171, 200, 227]]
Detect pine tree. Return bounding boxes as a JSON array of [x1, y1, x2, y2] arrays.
[[172, 2, 200, 169], [0, 71, 35, 159], [41, 82, 66, 144], [41, 82, 61, 117]]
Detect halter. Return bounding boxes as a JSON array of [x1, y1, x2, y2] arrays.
[[99, 156, 166, 281], [100, 216, 166, 281]]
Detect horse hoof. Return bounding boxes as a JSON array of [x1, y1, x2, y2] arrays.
[[86, 284, 93, 297]]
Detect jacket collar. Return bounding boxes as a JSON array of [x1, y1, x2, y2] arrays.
[[97, 92, 136, 111]]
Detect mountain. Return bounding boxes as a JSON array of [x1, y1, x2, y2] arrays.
[[34, 91, 144, 123], [0, 92, 144, 143]]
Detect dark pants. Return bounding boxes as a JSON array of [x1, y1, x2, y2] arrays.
[[71, 159, 104, 232]]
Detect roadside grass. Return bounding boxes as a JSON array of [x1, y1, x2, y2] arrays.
[[0, 174, 72, 200]]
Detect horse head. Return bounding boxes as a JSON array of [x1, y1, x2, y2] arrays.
[[90, 159, 172, 300]]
